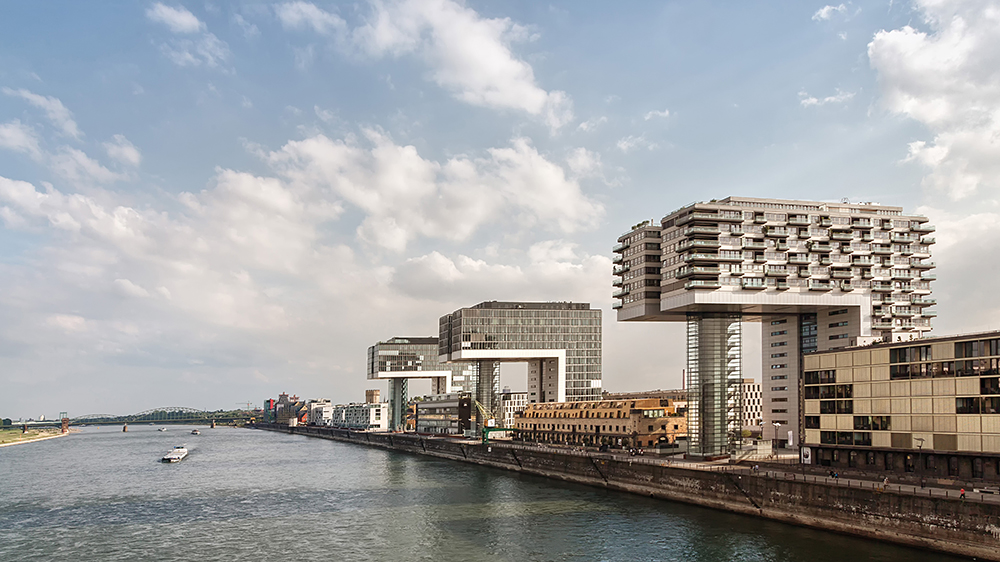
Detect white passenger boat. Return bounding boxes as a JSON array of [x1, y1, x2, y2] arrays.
[[190, 429, 200, 435], [161, 446, 188, 463], [158, 428, 167, 432]]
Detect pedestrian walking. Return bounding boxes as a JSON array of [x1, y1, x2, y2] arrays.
[[960, 488, 966, 499], [883, 476, 889, 487]]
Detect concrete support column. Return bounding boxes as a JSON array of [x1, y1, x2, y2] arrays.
[[388, 378, 408, 431], [474, 360, 500, 430], [686, 313, 742, 458]]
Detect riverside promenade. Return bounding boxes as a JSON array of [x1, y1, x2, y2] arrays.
[[0, 429, 66, 448], [254, 422, 1000, 561]]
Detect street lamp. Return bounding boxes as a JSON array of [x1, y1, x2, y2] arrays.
[[915, 437, 925, 488], [772, 421, 782, 453]]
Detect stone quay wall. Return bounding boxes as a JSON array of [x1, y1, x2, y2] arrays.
[[254, 423, 1000, 560]]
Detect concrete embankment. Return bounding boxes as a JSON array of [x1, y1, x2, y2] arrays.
[[253, 423, 1000, 560]]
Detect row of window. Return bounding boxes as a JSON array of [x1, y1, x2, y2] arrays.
[[890, 360, 1000, 379]]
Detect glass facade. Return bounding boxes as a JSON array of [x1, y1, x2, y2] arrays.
[[686, 313, 742, 457], [439, 301, 603, 403]]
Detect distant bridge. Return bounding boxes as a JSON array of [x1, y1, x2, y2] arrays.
[[13, 407, 262, 427]]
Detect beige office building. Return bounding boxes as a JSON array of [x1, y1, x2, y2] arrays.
[[803, 331, 1000, 481], [614, 197, 935, 455]]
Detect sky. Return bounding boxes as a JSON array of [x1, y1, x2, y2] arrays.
[[2, 0, 999, 419]]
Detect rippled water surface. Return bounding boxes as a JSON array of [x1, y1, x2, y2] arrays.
[[0, 425, 966, 561]]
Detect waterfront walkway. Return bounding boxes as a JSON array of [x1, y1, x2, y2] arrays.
[[482, 440, 1000, 506]]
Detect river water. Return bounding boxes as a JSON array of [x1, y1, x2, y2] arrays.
[[0, 425, 966, 562]]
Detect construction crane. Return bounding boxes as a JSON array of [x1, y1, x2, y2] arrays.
[[235, 402, 256, 411], [474, 400, 518, 445]]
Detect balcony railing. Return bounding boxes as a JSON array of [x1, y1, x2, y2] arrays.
[[685, 280, 721, 290], [677, 239, 721, 252], [613, 242, 628, 253]]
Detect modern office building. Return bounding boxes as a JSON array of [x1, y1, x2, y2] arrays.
[[742, 379, 762, 431], [307, 399, 333, 426], [497, 387, 529, 437], [331, 402, 390, 432], [413, 393, 473, 435], [439, 301, 602, 428], [513, 398, 686, 448], [614, 197, 935, 457], [803, 331, 1000, 481], [367, 336, 476, 430]]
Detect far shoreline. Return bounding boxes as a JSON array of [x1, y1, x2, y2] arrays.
[[0, 430, 68, 448]]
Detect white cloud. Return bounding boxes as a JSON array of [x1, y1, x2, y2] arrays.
[[114, 278, 151, 298], [869, 0, 1000, 199], [275, 1, 346, 35], [103, 135, 142, 167], [577, 116, 607, 132], [267, 130, 602, 251], [278, 0, 573, 131], [233, 14, 260, 39], [798, 89, 855, 107], [0, 120, 42, 160], [146, 3, 205, 34], [50, 148, 127, 185], [159, 33, 232, 68], [47, 314, 87, 332], [643, 109, 670, 120], [565, 147, 602, 177], [2, 88, 82, 139], [617, 134, 658, 153], [812, 4, 847, 21]]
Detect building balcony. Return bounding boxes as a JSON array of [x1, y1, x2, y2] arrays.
[[851, 220, 873, 229], [840, 281, 855, 291], [612, 278, 623, 287], [899, 283, 915, 292], [891, 270, 913, 279], [830, 260, 851, 268], [742, 240, 768, 250], [612, 301, 623, 309], [742, 279, 766, 289], [873, 320, 894, 330], [677, 239, 721, 252], [809, 242, 833, 252], [831, 270, 853, 279], [912, 284, 932, 294], [788, 255, 810, 265], [676, 266, 721, 279], [765, 268, 790, 277], [676, 211, 741, 226], [920, 310, 938, 318], [774, 281, 790, 290], [919, 273, 936, 280], [872, 245, 892, 255], [820, 219, 833, 227], [893, 310, 915, 317], [872, 283, 894, 292], [764, 227, 789, 237], [911, 297, 936, 305], [788, 216, 810, 225], [612, 288, 629, 298], [685, 280, 721, 290], [684, 253, 736, 263], [891, 234, 917, 244], [831, 231, 854, 241], [683, 226, 721, 237], [613, 254, 624, 264], [753, 215, 767, 224], [913, 223, 936, 232], [910, 260, 935, 269], [613, 242, 628, 253], [613, 264, 629, 275], [921, 237, 936, 244], [809, 280, 833, 291]]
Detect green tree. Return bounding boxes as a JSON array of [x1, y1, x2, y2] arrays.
[[1, 418, 11, 427]]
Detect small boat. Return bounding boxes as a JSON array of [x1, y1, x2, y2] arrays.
[[161, 446, 188, 463], [190, 429, 200, 435], [158, 427, 168, 432]]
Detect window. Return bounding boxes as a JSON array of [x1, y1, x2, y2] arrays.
[[771, 341, 787, 348], [771, 408, 788, 413], [771, 330, 787, 336], [770, 352, 787, 358], [770, 364, 787, 369], [829, 334, 849, 340], [771, 375, 788, 380], [772, 386, 788, 391], [771, 319, 787, 325], [829, 321, 848, 328], [772, 397, 788, 402], [830, 308, 849, 316], [804, 416, 820, 429]]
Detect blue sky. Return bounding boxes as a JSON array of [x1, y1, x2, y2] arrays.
[[1, 0, 998, 418]]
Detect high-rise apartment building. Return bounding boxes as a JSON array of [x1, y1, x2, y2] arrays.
[[439, 301, 602, 428], [614, 197, 935, 456], [742, 379, 762, 430]]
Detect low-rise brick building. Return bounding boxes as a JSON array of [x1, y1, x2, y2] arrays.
[[513, 398, 686, 448]]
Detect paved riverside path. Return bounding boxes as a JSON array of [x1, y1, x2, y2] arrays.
[[483, 441, 1000, 506]]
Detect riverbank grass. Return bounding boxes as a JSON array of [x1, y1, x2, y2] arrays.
[[0, 428, 61, 445]]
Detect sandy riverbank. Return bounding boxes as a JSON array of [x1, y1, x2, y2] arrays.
[[0, 430, 67, 448]]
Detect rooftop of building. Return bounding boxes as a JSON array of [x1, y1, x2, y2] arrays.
[[662, 196, 925, 221], [379, 336, 439, 345], [810, 328, 1000, 355], [467, 301, 592, 311]]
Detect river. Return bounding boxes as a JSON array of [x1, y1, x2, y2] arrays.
[[0, 425, 967, 561]]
